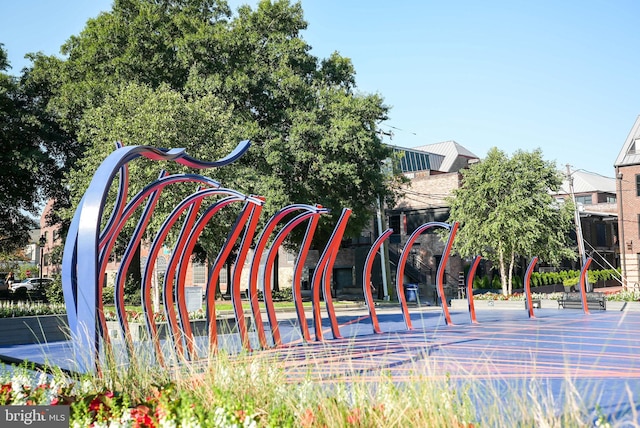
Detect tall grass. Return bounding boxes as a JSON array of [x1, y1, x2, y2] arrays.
[[1, 337, 637, 426]]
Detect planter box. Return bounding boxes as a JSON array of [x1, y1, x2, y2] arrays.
[[0, 315, 69, 346], [451, 299, 557, 310], [604, 301, 640, 312], [107, 316, 251, 342]]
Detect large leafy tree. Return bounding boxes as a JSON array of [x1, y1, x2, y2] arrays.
[[23, 0, 399, 254], [0, 44, 71, 253], [447, 147, 575, 295]]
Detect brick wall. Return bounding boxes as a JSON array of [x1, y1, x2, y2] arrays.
[[394, 172, 461, 210], [618, 165, 640, 285]]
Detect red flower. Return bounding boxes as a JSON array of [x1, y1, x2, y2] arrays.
[[346, 408, 362, 425], [154, 403, 166, 421], [0, 383, 12, 403], [131, 405, 155, 428], [88, 397, 103, 413], [300, 408, 315, 427]]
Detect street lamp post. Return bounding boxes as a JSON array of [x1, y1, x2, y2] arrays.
[[38, 235, 46, 281]]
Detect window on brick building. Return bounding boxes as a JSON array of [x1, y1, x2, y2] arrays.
[[575, 195, 592, 205], [636, 174, 640, 196], [192, 262, 206, 285]]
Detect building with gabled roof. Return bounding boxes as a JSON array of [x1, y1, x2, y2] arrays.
[[413, 140, 480, 173], [615, 115, 640, 287]]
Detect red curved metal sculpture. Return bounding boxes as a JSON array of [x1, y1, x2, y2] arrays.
[[395, 221, 459, 330], [466, 256, 482, 324], [363, 228, 394, 334], [524, 257, 539, 318]]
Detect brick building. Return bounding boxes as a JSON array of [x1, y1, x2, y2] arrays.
[[614, 115, 640, 286]]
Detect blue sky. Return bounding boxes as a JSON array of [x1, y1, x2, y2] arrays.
[[2, 0, 639, 178]]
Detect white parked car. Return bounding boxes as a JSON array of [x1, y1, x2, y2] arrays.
[[9, 278, 53, 293]]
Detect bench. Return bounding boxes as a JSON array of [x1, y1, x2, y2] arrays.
[[558, 292, 606, 310]]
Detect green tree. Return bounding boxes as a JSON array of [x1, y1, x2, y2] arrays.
[[0, 44, 72, 252], [447, 147, 575, 295], [25, 0, 400, 252]]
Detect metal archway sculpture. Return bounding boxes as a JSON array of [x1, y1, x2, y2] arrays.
[[394, 221, 459, 330]]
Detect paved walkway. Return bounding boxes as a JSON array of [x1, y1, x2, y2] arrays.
[[1, 305, 639, 424]]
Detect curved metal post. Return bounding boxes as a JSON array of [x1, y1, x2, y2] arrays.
[[98, 142, 127, 251], [114, 171, 168, 357], [290, 208, 323, 342], [436, 221, 458, 325], [166, 188, 206, 360], [248, 204, 328, 347], [466, 256, 481, 324], [143, 190, 259, 363], [395, 221, 456, 330], [579, 257, 594, 314], [261, 210, 324, 345], [524, 256, 539, 318], [145, 193, 245, 360], [229, 201, 264, 352], [312, 208, 352, 341], [172, 194, 262, 355], [94, 173, 221, 363], [363, 228, 393, 334], [200, 198, 260, 352]]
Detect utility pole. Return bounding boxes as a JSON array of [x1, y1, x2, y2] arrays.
[[376, 129, 394, 301], [616, 170, 627, 288], [566, 164, 590, 291]]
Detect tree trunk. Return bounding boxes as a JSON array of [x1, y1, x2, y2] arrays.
[[507, 252, 515, 295], [498, 247, 508, 296], [126, 243, 142, 286]]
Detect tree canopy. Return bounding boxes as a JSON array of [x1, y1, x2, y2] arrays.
[[0, 43, 71, 253], [447, 147, 576, 295], [18, 0, 401, 252]]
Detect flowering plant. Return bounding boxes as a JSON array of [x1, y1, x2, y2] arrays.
[[0, 301, 66, 318]]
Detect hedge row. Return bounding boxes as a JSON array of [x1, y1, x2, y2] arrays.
[[472, 268, 621, 289]]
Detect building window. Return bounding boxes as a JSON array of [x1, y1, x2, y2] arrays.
[[575, 195, 592, 205], [638, 214, 640, 238], [636, 174, 640, 197], [596, 223, 606, 247], [388, 215, 401, 236], [192, 262, 206, 285]]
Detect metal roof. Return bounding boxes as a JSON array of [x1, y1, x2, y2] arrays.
[[413, 140, 479, 173], [558, 170, 616, 194], [615, 115, 640, 167]]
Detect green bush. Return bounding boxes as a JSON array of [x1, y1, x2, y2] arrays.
[[531, 272, 541, 287], [491, 275, 501, 289], [272, 288, 293, 301], [124, 274, 141, 305], [512, 275, 523, 289], [44, 276, 65, 304]]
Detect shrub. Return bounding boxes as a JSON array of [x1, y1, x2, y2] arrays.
[[512, 275, 523, 289], [272, 288, 293, 301], [44, 275, 65, 304], [491, 275, 501, 289]]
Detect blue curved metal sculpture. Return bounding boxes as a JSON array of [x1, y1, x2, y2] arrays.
[[62, 141, 252, 371]]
